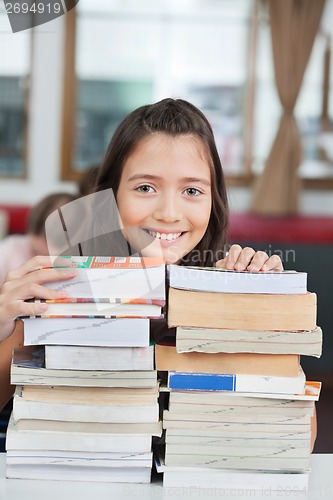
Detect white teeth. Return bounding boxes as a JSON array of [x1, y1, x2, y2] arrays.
[[147, 230, 182, 241]]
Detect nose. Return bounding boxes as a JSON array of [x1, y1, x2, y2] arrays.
[[153, 191, 182, 223]]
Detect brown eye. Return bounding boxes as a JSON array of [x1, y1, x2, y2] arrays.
[[184, 187, 201, 196], [136, 185, 155, 193]]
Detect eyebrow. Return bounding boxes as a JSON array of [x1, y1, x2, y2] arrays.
[[127, 174, 211, 186]]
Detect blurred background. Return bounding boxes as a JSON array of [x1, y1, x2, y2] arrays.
[[0, 0, 332, 452]]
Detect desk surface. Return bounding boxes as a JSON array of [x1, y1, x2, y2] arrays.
[[1, 454, 333, 500]]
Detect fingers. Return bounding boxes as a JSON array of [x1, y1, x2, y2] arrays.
[[5, 255, 72, 282], [3, 266, 77, 295], [216, 245, 284, 271]]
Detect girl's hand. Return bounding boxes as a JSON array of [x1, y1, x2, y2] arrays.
[[0, 256, 77, 343], [216, 244, 283, 272]]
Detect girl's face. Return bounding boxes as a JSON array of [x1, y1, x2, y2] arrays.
[[116, 134, 212, 264]]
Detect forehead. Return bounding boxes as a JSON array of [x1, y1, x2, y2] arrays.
[[123, 133, 211, 178]]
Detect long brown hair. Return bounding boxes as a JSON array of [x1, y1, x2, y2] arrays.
[[95, 98, 229, 266]]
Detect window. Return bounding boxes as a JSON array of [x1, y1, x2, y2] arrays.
[[0, 6, 31, 178], [61, 0, 252, 180], [62, 0, 333, 187]]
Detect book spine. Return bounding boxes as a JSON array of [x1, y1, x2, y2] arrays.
[[168, 371, 306, 394]]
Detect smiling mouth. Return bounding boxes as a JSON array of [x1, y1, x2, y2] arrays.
[[143, 229, 184, 241]]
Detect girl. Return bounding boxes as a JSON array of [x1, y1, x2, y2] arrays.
[[0, 98, 315, 448]]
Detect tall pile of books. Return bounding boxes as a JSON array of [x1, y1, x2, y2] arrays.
[[156, 265, 322, 491], [6, 256, 165, 483]]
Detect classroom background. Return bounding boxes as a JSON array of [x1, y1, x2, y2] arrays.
[[0, 0, 332, 452]]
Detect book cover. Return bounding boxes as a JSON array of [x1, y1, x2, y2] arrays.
[[168, 288, 317, 331], [167, 368, 306, 394], [23, 317, 150, 347], [155, 344, 300, 377], [169, 264, 307, 294], [175, 326, 323, 357], [11, 347, 158, 388]]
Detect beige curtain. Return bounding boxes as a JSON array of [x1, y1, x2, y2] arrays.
[[251, 0, 325, 215]]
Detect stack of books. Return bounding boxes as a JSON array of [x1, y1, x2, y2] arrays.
[[5, 256, 165, 483], [156, 265, 322, 491]]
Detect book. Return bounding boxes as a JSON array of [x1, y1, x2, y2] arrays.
[[6, 449, 153, 468], [16, 419, 163, 436], [168, 288, 317, 331], [5, 463, 152, 483], [44, 344, 155, 371], [13, 387, 159, 423], [19, 384, 159, 405], [168, 264, 307, 294], [6, 415, 160, 453], [162, 412, 311, 430], [155, 455, 309, 490], [166, 368, 306, 394], [44, 256, 165, 302], [167, 385, 319, 416], [23, 300, 163, 319], [23, 317, 150, 347], [164, 443, 310, 471], [175, 326, 323, 357], [155, 344, 300, 377], [11, 347, 158, 387]]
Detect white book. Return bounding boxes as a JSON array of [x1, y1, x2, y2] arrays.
[[13, 387, 159, 423], [6, 416, 155, 453], [167, 366, 306, 394], [45, 344, 154, 371], [168, 264, 307, 294], [6, 449, 153, 468], [11, 347, 157, 388], [26, 300, 162, 318], [156, 456, 309, 491], [23, 317, 150, 347], [46, 257, 165, 301], [6, 464, 152, 483]]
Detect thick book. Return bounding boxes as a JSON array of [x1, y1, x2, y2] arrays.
[[155, 344, 300, 377], [169, 391, 314, 416], [155, 455, 309, 490], [18, 384, 159, 406], [44, 256, 165, 301], [11, 347, 158, 388], [168, 264, 307, 294], [6, 415, 159, 453], [44, 344, 155, 371], [13, 387, 159, 423], [16, 419, 163, 436], [175, 326, 323, 357], [164, 444, 310, 471], [6, 464, 152, 483], [6, 449, 153, 468], [168, 288, 317, 331], [167, 368, 306, 394], [162, 412, 311, 430], [23, 317, 150, 347]]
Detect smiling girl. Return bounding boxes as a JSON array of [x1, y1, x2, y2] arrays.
[[0, 98, 315, 448]]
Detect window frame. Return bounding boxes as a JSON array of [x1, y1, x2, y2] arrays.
[[61, 1, 333, 190]]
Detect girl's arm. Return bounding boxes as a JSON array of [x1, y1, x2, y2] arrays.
[[216, 244, 283, 272]]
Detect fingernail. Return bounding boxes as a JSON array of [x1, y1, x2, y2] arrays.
[[38, 303, 48, 312], [226, 261, 235, 269], [55, 290, 68, 298], [62, 268, 77, 275]]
